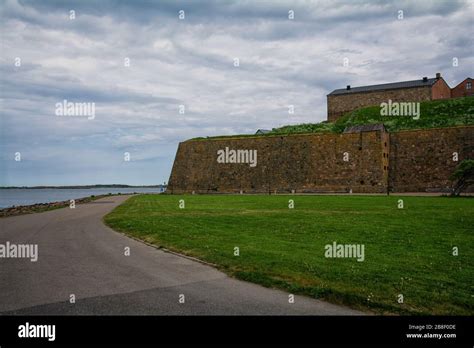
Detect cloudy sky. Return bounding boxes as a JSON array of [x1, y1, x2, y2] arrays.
[[0, 0, 473, 186]]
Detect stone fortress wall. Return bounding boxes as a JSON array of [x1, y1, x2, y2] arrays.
[[388, 126, 473, 192], [168, 126, 474, 194]]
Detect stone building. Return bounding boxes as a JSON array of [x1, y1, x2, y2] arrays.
[[451, 77, 473, 98], [327, 73, 451, 122]]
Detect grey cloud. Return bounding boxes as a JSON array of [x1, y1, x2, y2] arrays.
[[1, 0, 472, 185]]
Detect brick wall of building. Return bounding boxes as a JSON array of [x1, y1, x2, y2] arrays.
[[451, 78, 473, 98], [431, 78, 451, 99], [327, 86, 432, 122]]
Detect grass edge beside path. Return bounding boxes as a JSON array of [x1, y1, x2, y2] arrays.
[[104, 194, 474, 315]]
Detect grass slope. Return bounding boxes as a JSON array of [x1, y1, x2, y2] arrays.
[[332, 96, 474, 133], [190, 97, 473, 140], [104, 194, 474, 315]]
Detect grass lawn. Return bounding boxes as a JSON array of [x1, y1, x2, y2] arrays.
[[104, 194, 473, 315]]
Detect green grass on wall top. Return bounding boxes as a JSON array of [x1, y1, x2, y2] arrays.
[[189, 97, 474, 141]]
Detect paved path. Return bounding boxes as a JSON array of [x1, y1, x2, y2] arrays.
[[0, 195, 363, 315]]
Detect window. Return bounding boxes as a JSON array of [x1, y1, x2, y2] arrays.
[[467, 82, 472, 90]]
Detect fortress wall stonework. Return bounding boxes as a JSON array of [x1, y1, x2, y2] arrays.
[[168, 126, 473, 194], [168, 131, 388, 194], [388, 126, 474, 192]]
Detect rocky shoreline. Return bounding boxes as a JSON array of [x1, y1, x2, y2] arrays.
[[0, 193, 119, 218]]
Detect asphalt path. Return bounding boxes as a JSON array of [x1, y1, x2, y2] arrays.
[[0, 195, 363, 315]]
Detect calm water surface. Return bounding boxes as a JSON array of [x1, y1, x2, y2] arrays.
[[0, 188, 164, 209]]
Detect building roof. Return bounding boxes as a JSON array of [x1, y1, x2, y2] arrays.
[[328, 77, 438, 96], [343, 124, 386, 133], [255, 129, 271, 134], [453, 77, 473, 87]]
